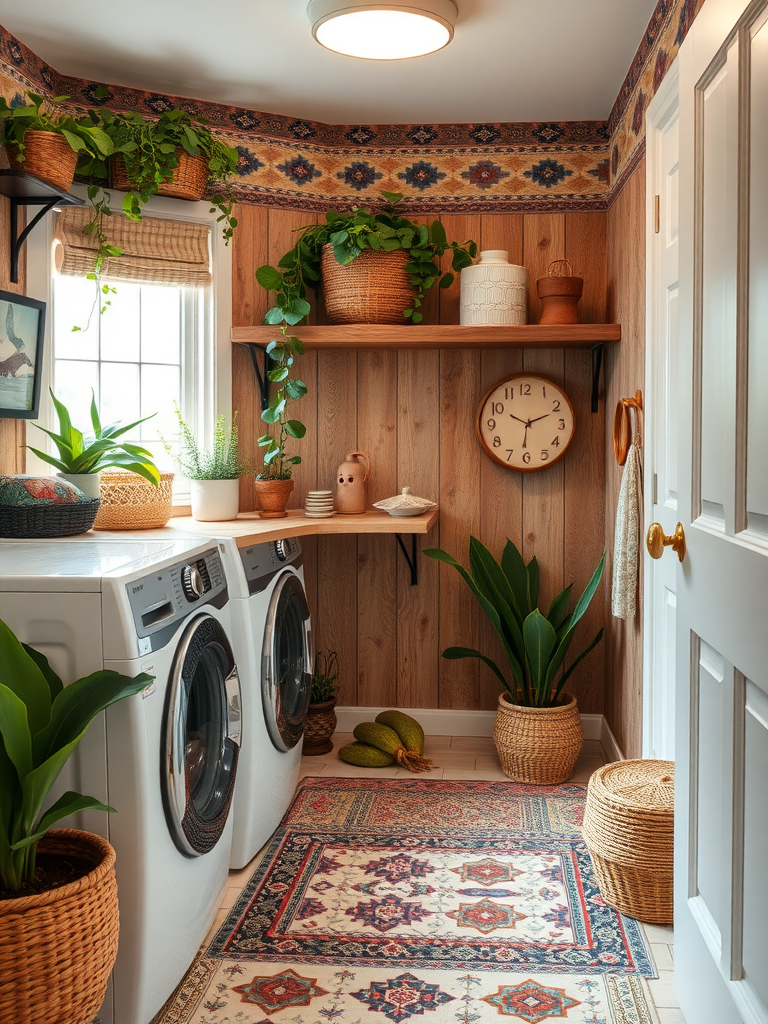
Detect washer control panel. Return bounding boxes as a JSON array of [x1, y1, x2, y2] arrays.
[[126, 548, 226, 638], [240, 538, 302, 592]]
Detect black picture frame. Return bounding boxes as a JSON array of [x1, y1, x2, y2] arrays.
[[0, 289, 46, 420]]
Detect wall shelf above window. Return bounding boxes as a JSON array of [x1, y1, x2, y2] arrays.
[[0, 170, 84, 283]]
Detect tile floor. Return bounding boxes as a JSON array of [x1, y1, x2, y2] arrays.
[[207, 733, 682, 1024]]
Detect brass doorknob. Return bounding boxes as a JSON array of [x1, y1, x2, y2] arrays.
[[647, 522, 686, 562]]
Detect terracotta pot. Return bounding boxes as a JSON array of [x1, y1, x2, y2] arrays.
[[6, 132, 78, 192], [302, 698, 337, 755], [254, 477, 294, 518], [536, 275, 584, 325], [0, 829, 118, 1024], [492, 692, 583, 785], [321, 246, 415, 325]]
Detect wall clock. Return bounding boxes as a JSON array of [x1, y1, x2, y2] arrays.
[[476, 373, 575, 472]]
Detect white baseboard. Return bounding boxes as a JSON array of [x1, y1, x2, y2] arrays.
[[336, 706, 623, 759]]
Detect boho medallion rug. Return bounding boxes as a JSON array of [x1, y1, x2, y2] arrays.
[[154, 778, 658, 1024]]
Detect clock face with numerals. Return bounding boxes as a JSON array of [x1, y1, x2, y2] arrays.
[[476, 373, 575, 472]]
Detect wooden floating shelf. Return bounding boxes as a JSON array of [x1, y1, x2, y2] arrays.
[[231, 323, 621, 350]]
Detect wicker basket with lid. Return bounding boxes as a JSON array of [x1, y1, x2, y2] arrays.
[[582, 759, 674, 924]]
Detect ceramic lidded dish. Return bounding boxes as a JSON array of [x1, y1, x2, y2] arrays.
[[373, 486, 438, 518]]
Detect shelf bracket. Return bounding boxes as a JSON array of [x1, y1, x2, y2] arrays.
[[396, 533, 419, 586], [590, 344, 605, 414], [9, 197, 58, 284], [246, 344, 270, 411]]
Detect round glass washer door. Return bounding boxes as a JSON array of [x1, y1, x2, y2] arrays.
[[261, 570, 312, 751], [162, 613, 242, 857]]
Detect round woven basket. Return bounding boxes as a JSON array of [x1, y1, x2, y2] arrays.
[[5, 132, 78, 192], [303, 698, 337, 756], [582, 759, 674, 924], [493, 691, 583, 785], [0, 829, 118, 1024], [321, 246, 415, 324], [93, 471, 174, 530], [110, 151, 208, 201]]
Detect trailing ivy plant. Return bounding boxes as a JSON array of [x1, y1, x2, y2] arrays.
[[256, 327, 308, 480], [0, 91, 112, 164], [255, 192, 477, 324]]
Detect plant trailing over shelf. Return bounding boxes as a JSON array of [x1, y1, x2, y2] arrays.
[[26, 388, 161, 484], [425, 537, 605, 708], [256, 327, 308, 480], [165, 405, 249, 480], [0, 91, 112, 166], [310, 650, 339, 705], [255, 191, 477, 324]]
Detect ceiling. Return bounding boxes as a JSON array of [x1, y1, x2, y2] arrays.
[[0, 0, 658, 125]]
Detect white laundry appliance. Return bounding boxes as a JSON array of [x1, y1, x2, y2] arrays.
[[0, 537, 242, 1024], [219, 536, 312, 869]]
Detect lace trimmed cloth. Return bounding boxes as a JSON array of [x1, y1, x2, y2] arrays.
[[612, 438, 642, 619]]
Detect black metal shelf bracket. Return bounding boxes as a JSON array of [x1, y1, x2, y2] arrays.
[[396, 533, 419, 586], [246, 344, 270, 411], [590, 344, 605, 414], [9, 198, 59, 284]]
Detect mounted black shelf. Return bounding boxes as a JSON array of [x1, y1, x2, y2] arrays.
[[0, 170, 85, 283]]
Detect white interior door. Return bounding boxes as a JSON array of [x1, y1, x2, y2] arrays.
[[675, 1, 768, 1021], [644, 64, 680, 760]]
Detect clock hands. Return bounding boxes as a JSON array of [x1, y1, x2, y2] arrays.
[[509, 414, 529, 426], [509, 411, 551, 448], [528, 413, 551, 425]]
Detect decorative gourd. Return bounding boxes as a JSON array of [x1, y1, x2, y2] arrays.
[[338, 743, 396, 767], [375, 710, 426, 756], [353, 722, 433, 773]]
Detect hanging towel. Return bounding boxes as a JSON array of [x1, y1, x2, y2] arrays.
[[612, 438, 642, 619]]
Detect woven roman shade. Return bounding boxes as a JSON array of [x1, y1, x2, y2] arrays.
[[53, 206, 211, 288]]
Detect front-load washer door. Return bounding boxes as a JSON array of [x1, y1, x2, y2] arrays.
[[262, 570, 312, 751], [163, 613, 242, 857]]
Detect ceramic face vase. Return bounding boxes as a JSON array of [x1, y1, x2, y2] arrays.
[[335, 451, 370, 514]]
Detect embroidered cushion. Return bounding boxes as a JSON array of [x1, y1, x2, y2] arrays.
[[0, 475, 89, 506]]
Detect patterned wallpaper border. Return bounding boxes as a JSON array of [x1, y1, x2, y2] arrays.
[[0, 0, 704, 213]]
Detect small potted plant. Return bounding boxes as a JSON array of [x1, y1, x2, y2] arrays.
[[425, 537, 605, 785], [26, 388, 160, 500], [256, 191, 477, 326], [303, 650, 340, 756], [0, 617, 153, 1024], [255, 328, 308, 518], [166, 406, 249, 522]]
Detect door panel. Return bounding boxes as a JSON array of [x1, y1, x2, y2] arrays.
[[742, 682, 768, 1006]]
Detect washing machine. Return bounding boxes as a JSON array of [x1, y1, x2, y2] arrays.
[[219, 536, 312, 869], [0, 536, 242, 1024]]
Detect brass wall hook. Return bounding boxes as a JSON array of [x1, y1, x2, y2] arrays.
[[613, 389, 643, 465]]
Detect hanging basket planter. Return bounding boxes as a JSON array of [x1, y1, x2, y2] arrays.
[[536, 259, 584, 325], [321, 246, 416, 325], [110, 150, 209, 202], [5, 131, 78, 192]]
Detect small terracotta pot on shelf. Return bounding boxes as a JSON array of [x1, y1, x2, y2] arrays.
[[254, 477, 294, 518], [303, 698, 338, 755], [536, 259, 584, 325], [6, 132, 78, 192]]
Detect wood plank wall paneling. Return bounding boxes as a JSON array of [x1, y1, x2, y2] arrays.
[[232, 205, 609, 712], [0, 198, 28, 475], [604, 157, 646, 757]]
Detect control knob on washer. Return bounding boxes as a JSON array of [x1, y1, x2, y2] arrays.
[[274, 540, 288, 562], [181, 563, 204, 601]]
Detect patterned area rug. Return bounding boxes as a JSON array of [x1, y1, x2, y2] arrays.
[[155, 779, 658, 1024]]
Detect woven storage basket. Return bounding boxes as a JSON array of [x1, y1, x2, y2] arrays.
[[493, 692, 583, 785], [5, 132, 78, 192], [0, 498, 99, 538], [0, 829, 118, 1024], [110, 151, 208, 200], [582, 759, 674, 924], [93, 470, 174, 530], [321, 246, 415, 324], [303, 699, 338, 756]]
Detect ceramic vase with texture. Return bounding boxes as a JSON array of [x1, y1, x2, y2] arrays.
[[460, 250, 528, 326]]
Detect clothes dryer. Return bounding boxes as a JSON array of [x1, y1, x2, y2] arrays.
[[0, 537, 241, 1024]]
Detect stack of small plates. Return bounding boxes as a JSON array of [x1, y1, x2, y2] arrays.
[[305, 490, 335, 517]]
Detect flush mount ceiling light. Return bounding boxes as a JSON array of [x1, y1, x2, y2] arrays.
[[308, 0, 458, 60]]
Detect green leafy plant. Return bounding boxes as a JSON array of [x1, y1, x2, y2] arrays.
[[257, 327, 308, 480], [425, 538, 605, 708], [0, 617, 153, 892], [165, 406, 249, 480], [0, 91, 113, 165], [255, 191, 477, 325], [310, 650, 339, 705], [26, 388, 161, 484]]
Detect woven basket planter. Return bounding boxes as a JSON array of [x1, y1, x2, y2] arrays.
[[93, 470, 174, 530], [0, 829, 118, 1024], [303, 698, 337, 756], [493, 692, 583, 785], [110, 151, 208, 201], [5, 132, 78, 192], [583, 759, 674, 924], [321, 246, 415, 324]]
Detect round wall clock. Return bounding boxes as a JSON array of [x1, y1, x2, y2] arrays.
[[476, 373, 575, 472]]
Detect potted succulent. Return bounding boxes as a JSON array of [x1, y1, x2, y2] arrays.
[[166, 406, 249, 521], [303, 650, 340, 756], [256, 191, 477, 325], [26, 388, 160, 500], [0, 617, 153, 1024], [255, 328, 308, 518], [425, 537, 605, 785]]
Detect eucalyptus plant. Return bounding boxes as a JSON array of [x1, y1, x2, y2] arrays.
[[257, 328, 308, 480], [425, 537, 605, 708], [166, 406, 249, 480], [255, 191, 477, 324]]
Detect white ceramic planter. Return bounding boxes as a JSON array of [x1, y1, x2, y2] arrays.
[[191, 479, 240, 522], [460, 250, 528, 326], [56, 472, 101, 500]]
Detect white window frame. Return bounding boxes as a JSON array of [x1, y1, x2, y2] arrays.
[[25, 185, 232, 506]]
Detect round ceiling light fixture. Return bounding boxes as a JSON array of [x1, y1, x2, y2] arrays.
[[308, 0, 458, 60]]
